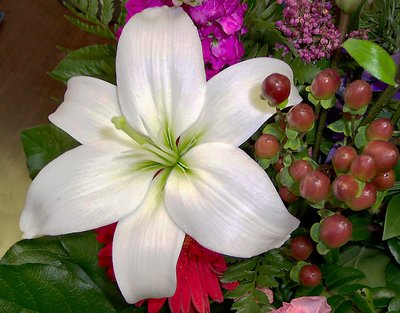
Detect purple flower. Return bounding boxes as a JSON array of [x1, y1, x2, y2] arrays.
[[275, 0, 340, 63], [362, 51, 400, 100], [125, 0, 247, 79]]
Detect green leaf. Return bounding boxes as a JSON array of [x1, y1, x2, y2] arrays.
[[65, 15, 115, 39], [231, 295, 262, 313], [348, 212, 372, 241], [276, 167, 295, 189], [283, 138, 301, 150], [388, 238, 400, 265], [383, 195, 400, 240], [0, 263, 118, 313], [342, 39, 397, 86], [285, 127, 299, 140], [100, 0, 114, 25], [320, 98, 334, 109], [389, 295, 400, 312], [321, 264, 365, 289], [0, 232, 131, 312], [222, 258, 257, 283], [20, 124, 80, 179], [354, 126, 368, 149], [339, 245, 390, 288], [385, 262, 400, 290], [328, 119, 352, 137], [262, 123, 284, 141], [353, 288, 376, 313], [50, 44, 116, 84], [290, 58, 329, 85]]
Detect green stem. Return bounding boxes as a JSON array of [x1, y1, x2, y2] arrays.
[[391, 102, 400, 125], [312, 108, 327, 161], [360, 86, 400, 126]]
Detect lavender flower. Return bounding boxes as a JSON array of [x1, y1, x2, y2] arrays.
[[276, 0, 340, 63], [125, 0, 247, 79]]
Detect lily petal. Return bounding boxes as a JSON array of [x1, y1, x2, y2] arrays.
[[183, 58, 302, 147], [113, 174, 185, 304], [49, 76, 130, 145], [116, 6, 206, 141], [164, 142, 299, 257], [20, 141, 159, 238]]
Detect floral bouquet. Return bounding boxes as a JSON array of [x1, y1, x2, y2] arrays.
[[2, 0, 400, 312]]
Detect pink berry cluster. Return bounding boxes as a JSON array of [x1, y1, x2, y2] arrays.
[[125, 0, 247, 79], [275, 0, 341, 63]]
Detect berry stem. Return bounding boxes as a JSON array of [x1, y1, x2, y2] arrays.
[[360, 85, 400, 127], [312, 107, 327, 161], [331, 11, 350, 68]]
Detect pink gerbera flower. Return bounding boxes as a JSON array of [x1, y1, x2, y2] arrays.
[[95, 225, 238, 313]]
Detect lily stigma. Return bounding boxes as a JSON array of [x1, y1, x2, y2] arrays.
[[20, 6, 301, 304]]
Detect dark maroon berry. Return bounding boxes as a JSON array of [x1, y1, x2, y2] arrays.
[[289, 160, 313, 183], [372, 169, 396, 191], [310, 68, 341, 100], [320, 215, 352, 249], [332, 146, 357, 173], [346, 183, 377, 211], [350, 154, 377, 182], [299, 264, 322, 287], [261, 73, 291, 106], [299, 170, 331, 203], [255, 134, 280, 159], [366, 118, 394, 141], [364, 140, 399, 172], [279, 186, 299, 203], [290, 236, 313, 260], [344, 80, 372, 110], [332, 174, 359, 202], [287, 103, 315, 133]]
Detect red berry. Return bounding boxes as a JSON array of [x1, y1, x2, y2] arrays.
[[279, 186, 299, 203], [332, 146, 357, 173], [310, 68, 341, 100], [299, 264, 322, 287], [372, 169, 396, 191], [255, 134, 280, 159], [289, 160, 313, 182], [274, 157, 285, 172], [299, 170, 331, 203], [261, 73, 291, 106], [346, 183, 377, 211], [366, 118, 394, 141], [363, 140, 399, 172], [320, 215, 352, 249], [332, 174, 360, 202], [344, 80, 372, 110], [290, 236, 313, 260], [350, 154, 377, 182], [287, 103, 315, 133]]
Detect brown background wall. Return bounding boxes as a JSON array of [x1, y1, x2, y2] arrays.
[[0, 0, 101, 255]]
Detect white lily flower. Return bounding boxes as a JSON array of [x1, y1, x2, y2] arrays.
[[20, 6, 301, 303]]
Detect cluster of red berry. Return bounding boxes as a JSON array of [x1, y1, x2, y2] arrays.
[[254, 69, 399, 288]]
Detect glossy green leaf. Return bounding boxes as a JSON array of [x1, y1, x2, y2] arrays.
[[321, 263, 365, 289], [0, 232, 131, 312], [388, 238, 400, 265], [348, 212, 372, 241], [20, 124, 80, 179], [339, 245, 390, 288], [353, 288, 376, 313], [385, 262, 400, 290], [383, 195, 400, 240], [342, 39, 397, 86], [50, 44, 116, 84], [389, 295, 400, 311]]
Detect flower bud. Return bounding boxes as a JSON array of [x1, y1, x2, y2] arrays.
[[335, 0, 363, 14]]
